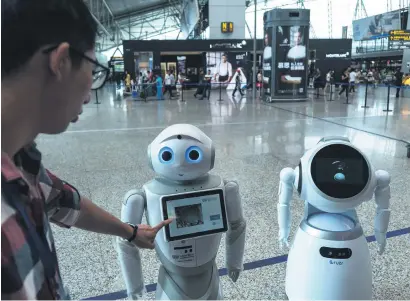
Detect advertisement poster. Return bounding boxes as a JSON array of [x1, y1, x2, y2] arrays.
[[206, 51, 248, 89], [263, 27, 272, 98], [353, 10, 401, 41], [275, 25, 308, 96]]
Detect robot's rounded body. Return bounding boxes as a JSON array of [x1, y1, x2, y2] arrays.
[[286, 214, 372, 300], [117, 124, 246, 300], [277, 137, 391, 301]]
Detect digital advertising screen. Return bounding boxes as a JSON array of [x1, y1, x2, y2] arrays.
[[162, 190, 228, 241], [274, 25, 308, 96], [353, 10, 401, 41], [206, 51, 248, 88], [262, 26, 272, 97]]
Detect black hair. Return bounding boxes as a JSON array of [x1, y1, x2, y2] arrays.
[[2, 0, 97, 77]]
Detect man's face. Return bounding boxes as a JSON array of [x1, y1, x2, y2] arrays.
[[295, 32, 302, 45], [222, 55, 227, 63], [40, 43, 94, 134]]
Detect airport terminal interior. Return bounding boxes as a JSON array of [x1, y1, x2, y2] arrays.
[[30, 0, 410, 300]]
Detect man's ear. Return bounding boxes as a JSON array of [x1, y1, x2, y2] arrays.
[[48, 42, 70, 81]]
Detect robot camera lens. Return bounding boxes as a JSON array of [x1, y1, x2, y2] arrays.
[[189, 150, 200, 160], [161, 151, 172, 161], [177, 135, 182, 140], [334, 173, 345, 182]]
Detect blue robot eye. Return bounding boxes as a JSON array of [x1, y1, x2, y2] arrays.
[[159, 147, 174, 164], [334, 173, 345, 182], [185, 146, 203, 163]]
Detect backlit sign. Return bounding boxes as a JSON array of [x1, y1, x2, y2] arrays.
[[389, 30, 410, 41], [221, 22, 234, 33]]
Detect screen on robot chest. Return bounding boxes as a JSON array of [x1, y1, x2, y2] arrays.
[[315, 158, 364, 185], [162, 189, 228, 241]]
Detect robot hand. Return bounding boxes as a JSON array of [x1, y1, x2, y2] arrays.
[[375, 231, 387, 255], [278, 229, 290, 250], [228, 269, 241, 282]]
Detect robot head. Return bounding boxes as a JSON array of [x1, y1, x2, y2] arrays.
[[295, 137, 374, 212], [148, 124, 215, 181]]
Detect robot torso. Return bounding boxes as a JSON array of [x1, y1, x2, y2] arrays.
[[143, 174, 225, 270]]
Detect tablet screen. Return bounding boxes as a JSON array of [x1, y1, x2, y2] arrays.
[[162, 189, 228, 241]]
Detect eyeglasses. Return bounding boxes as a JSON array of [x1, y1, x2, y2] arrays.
[[43, 45, 110, 90]]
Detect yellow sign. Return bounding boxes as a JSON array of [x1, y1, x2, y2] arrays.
[[389, 30, 410, 41], [221, 22, 234, 33]]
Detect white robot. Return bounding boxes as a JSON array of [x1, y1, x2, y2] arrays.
[[277, 136, 391, 300], [116, 124, 246, 300]]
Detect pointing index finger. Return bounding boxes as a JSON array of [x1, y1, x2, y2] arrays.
[[153, 218, 175, 232]]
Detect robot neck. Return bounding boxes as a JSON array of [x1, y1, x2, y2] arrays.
[[304, 202, 359, 223], [158, 174, 210, 186]]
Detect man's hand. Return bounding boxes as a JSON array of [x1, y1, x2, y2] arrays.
[[132, 219, 174, 249]]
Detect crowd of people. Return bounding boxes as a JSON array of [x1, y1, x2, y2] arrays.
[[120, 69, 188, 101], [311, 66, 405, 98]]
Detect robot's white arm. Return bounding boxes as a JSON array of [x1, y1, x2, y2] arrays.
[[116, 189, 147, 300], [374, 170, 391, 255], [224, 179, 246, 283], [277, 168, 296, 249]]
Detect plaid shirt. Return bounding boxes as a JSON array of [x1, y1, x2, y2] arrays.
[[2, 143, 82, 299]]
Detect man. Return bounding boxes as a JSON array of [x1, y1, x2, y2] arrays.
[[164, 70, 173, 99], [169, 70, 176, 97], [338, 68, 349, 98], [232, 70, 245, 97], [215, 53, 233, 84], [194, 69, 205, 99], [202, 70, 212, 100], [1, 1, 172, 299], [349, 69, 357, 93], [395, 68, 403, 98]]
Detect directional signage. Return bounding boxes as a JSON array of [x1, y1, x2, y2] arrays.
[[389, 30, 410, 41], [221, 22, 234, 33]]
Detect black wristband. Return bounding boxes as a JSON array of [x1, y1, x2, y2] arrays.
[[126, 223, 138, 242]]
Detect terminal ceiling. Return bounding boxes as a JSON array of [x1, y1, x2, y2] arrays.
[[85, 0, 211, 52]]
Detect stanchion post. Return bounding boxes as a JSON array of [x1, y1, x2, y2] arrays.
[[218, 82, 223, 101], [94, 89, 100, 104], [181, 82, 184, 102], [362, 81, 369, 108], [383, 84, 392, 112]]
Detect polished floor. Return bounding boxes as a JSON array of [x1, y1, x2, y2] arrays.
[[36, 84, 410, 300]]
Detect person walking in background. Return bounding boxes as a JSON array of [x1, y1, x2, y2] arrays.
[[324, 69, 332, 93], [313, 68, 322, 98], [194, 69, 205, 99], [202, 70, 212, 100], [232, 70, 245, 97], [164, 70, 173, 99], [349, 69, 357, 93], [176, 72, 184, 97], [395, 68, 403, 98], [156, 74, 164, 100], [338, 68, 349, 98], [170, 70, 176, 98]]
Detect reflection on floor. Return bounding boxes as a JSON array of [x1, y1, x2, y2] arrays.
[[36, 84, 410, 300]]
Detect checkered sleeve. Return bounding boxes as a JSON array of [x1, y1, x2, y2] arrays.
[[38, 165, 82, 228]]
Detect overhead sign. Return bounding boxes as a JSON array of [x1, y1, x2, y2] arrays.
[[221, 22, 234, 33], [389, 30, 410, 41]]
